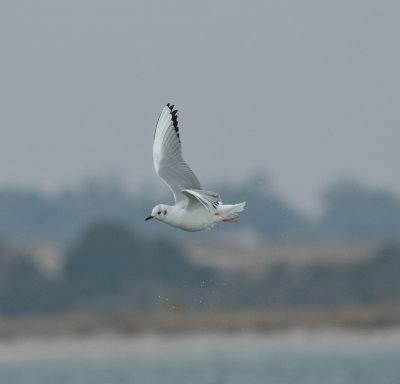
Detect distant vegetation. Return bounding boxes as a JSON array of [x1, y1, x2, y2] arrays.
[[317, 179, 400, 238], [220, 244, 400, 308], [0, 222, 399, 316], [0, 175, 400, 242], [1, 175, 400, 316], [0, 222, 213, 315]]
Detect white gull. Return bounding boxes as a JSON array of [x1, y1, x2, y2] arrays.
[[145, 104, 246, 232]]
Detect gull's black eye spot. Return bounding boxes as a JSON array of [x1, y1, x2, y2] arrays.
[[163, 210, 167, 215], [157, 211, 161, 215]]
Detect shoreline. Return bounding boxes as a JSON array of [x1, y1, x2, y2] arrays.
[[0, 304, 400, 340], [0, 328, 400, 363]]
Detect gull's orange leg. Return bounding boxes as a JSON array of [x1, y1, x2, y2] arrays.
[[215, 212, 237, 222], [222, 215, 238, 222]]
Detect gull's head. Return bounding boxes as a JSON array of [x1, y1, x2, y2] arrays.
[[145, 204, 169, 222]]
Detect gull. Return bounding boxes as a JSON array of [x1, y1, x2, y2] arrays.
[[145, 103, 246, 231]]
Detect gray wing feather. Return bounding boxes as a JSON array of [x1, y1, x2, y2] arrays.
[[153, 104, 202, 203], [182, 189, 221, 211]]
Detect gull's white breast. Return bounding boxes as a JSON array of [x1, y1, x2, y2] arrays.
[[167, 207, 220, 232]]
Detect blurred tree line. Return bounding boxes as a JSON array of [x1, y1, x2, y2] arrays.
[[219, 245, 400, 308], [0, 223, 213, 315], [0, 175, 400, 243], [0, 222, 399, 316]]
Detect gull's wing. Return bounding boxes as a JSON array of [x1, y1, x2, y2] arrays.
[[182, 189, 221, 211], [153, 104, 202, 203]]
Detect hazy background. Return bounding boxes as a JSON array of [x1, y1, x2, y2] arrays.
[[0, 1, 400, 383], [1, 0, 399, 214]]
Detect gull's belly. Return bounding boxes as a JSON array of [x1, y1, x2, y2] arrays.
[[171, 208, 216, 232]]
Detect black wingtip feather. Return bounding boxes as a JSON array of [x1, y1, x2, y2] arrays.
[[166, 103, 181, 143]]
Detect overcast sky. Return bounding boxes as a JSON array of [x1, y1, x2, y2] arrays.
[[1, 1, 399, 213]]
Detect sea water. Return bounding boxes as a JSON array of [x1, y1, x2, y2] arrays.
[[0, 330, 399, 384]]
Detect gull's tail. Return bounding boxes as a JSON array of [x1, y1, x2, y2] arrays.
[[229, 201, 246, 214], [218, 202, 246, 222]]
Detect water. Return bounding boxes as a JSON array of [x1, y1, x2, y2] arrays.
[[0, 330, 399, 384]]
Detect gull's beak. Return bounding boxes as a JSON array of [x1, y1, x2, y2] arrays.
[[145, 215, 154, 221]]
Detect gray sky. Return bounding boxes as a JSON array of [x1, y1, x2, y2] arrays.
[[1, 1, 399, 213]]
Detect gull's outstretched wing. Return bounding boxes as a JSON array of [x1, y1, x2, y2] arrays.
[[153, 104, 202, 203], [181, 189, 221, 211]]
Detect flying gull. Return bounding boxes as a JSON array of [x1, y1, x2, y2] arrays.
[[145, 104, 246, 231]]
